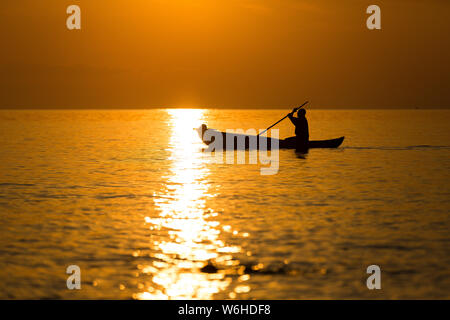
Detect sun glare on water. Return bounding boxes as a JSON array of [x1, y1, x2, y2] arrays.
[[134, 109, 243, 300]]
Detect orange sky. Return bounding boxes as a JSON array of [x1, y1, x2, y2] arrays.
[[0, 0, 449, 108]]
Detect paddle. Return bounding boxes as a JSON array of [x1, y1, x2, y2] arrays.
[[257, 101, 309, 137]]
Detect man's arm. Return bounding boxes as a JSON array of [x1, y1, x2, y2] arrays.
[[288, 109, 296, 125]]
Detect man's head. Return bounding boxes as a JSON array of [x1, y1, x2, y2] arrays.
[[297, 109, 306, 117]]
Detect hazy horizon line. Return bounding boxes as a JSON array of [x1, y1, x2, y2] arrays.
[[1, 106, 449, 110]]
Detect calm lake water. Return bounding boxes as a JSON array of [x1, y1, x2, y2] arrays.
[[0, 109, 449, 299]]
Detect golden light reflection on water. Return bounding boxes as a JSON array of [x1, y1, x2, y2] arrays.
[[134, 109, 243, 300]]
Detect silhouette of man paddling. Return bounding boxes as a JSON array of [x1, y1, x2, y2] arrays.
[[288, 108, 309, 152]]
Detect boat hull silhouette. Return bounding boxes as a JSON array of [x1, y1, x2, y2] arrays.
[[197, 125, 344, 150]]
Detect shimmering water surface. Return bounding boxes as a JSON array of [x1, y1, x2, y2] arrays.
[[0, 109, 449, 299]]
